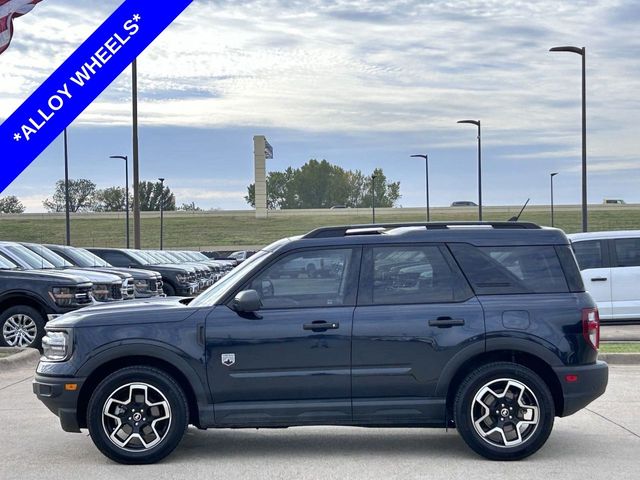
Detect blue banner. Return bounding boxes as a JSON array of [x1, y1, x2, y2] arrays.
[[0, 0, 193, 192]]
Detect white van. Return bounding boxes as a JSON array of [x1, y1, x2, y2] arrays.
[[567, 230, 640, 322]]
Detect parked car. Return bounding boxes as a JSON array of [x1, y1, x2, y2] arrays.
[[88, 248, 199, 297], [43, 244, 164, 299], [228, 250, 255, 263], [602, 199, 625, 205], [451, 201, 478, 207], [180, 251, 235, 279], [34, 221, 607, 463], [568, 230, 640, 322], [0, 254, 93, 348], [0, 242, 126, 303], [149, 250, 215, 289]]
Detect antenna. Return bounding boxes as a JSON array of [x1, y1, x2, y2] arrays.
[[508, 198, 530, 222]]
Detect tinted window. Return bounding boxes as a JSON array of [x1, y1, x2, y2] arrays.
[[572, 240, 603, 270], [96, 250, 130, 267], [365, 245, 470, 305], [247, 248, 358, 309], [614, 238, 640, 267], [449, 243, 568, 294]]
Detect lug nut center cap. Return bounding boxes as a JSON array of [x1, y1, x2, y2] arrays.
[[132, 412, 142, 422], [500, 408, 510, 418]]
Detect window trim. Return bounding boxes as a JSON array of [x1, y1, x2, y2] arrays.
[[226, 246, 363, 311], [571, 239, 611, 270], [357, 243, 474, 306]]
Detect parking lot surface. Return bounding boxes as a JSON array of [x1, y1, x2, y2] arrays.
[[1, 361, 638, 480]]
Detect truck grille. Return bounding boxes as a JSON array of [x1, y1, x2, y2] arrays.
[[76, 285, 93, 305], [123, 279, 135, 299], [111, 283, 123, 300]]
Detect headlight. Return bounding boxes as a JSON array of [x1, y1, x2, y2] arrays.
[[176, 273, 187, 284], [92, 283, 110, 302], [49, 286, 87, 307], [42, 330, 72, 361]]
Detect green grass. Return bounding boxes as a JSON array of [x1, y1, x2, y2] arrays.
[[599, 343, 640, 353], [1, 206, 639, 249]]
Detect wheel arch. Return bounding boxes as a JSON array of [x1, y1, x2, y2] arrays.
[[0, 293, 49, 320], [76, 345, 210, 429]]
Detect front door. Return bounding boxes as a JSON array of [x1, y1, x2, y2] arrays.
[[351, 244, 484, 424], [206, 246, 361, 426]]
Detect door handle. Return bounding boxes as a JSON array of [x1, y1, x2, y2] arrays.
[[429, 317, 465, 328], [591, 277, 608, 282], [303, 321, 339, 331]]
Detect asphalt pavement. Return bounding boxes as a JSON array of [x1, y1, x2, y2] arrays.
[[600, 323, 640, 342], [0, 360, 638, 480]]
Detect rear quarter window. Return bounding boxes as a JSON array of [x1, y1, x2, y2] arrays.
[[449, 243, 569, 294]]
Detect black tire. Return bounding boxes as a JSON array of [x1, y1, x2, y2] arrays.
[[0, 305, 45, 349], [454, 362, 555, 461], [163, 282, 176, 296], [87, 366, 188, 464]]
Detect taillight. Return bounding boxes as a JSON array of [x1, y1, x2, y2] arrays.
[[582, 307, 600, 350]]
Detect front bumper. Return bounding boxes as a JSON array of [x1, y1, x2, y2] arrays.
[[553, 360, 609, 417], [33, 374, 85, 432]]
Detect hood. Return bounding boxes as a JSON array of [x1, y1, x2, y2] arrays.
[[48, 296, 200, 328], [59, 268, 124, 283], [104, 267, 159, 279], [0, 269, 92, 284], [148, 264, 197, 273]]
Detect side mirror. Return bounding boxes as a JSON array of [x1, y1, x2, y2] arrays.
[[231, 290, 262, 313]]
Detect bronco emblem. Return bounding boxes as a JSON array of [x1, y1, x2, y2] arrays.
[[221, 353, 235, 366]]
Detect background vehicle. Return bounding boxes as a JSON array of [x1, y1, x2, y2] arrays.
[[43, 245, 163, 299], [88, 248, 199, 297], [451, 201, 478, 207], [603, 199, 625, 205], [0, 241, 125, 303], [569, 230, 640, 323], [34, 222, 607, 464], [0, 254, 92, 348]]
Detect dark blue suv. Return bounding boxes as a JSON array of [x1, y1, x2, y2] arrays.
[[33, 222, 608, 464]]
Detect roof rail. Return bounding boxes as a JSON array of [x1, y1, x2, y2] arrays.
[[303, 221, 541, 239]]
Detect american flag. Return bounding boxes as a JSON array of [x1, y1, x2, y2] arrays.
[[0, 0, 43, 56]]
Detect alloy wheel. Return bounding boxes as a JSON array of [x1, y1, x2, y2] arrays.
[[102, 382, 172, 452], [2, 314, 37, 347], [471, 378, 540, 448]]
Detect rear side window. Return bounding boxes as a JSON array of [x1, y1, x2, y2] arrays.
[[614, 238, 640, 267], [572, 240, 603, 269], [359, 245, 472, 305], [449, 243, 569, 294]]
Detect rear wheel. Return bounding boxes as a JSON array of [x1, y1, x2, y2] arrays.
[[0, 305, 45, 349], [87, 366, 188, 464], [454, 362, 555, 461], [163, 282, 176, 296]]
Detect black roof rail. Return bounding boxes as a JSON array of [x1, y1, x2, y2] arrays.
[[303, 221, 541, 239]]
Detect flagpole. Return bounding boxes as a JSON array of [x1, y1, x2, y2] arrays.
[[63, 128, 71, 245], [132, 58, 141, 249]]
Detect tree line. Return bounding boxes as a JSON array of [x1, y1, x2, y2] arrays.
[[245, 159, 401, 209]]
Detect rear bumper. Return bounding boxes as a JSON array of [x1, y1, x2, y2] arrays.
[[553, 360, 609, 417], [32, 374, 85, 432]]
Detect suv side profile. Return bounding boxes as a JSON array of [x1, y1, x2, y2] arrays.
[[33, 222, 608, 464], [568, 230, 640, 322]]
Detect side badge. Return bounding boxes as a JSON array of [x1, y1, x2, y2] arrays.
[[221, 353, 235, 366]]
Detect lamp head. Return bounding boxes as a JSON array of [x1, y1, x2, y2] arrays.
[[549, 46, 584, 55], [457, 119, 480, 126]]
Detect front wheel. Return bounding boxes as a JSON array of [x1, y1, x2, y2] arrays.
[[87, 366, 188, 464], [454, 362, 555, 461], [0, 305, 45, 349]]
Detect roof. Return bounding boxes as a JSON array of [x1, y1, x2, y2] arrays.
[[567, 230, 640, 241]]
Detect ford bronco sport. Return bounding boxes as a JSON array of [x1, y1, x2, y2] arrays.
[[33, 222, 608, 464]]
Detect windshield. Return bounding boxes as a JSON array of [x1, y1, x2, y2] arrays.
[[126, 250, 151, 265], [190, 250, 271, 307], [24, 245, 72, 268], [5, 245, 56, 269], [0, 254, 18, 270], [76, 248, 111, 267]]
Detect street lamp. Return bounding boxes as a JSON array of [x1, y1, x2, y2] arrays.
[[158, 177, 165, 250], [550, 45, 587, 232], [410, 154, 430, 221], [457, 119, 482, 221], [550, 172, 559, 227], [371, 174, 377, 224], [110, 155, 129, 248]]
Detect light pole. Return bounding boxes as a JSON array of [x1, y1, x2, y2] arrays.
[[110, 155, 129, 248], [132, 58, 142, 248], [550, 46, 587, 232], [63, 128, 71, 245], [550, 172, 559, 227], [457, 119, 482, 221], [158, 178, 165, 250], [410, 154, 430, 221], [371, 174, 377, 224]]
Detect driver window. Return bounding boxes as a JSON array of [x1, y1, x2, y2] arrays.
[[248, 248, 356, 309]]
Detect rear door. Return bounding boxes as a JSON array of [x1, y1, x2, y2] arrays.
[[572, 240, 613, 318], [609, 237, 640, 321], [351, 244, 484, 425]]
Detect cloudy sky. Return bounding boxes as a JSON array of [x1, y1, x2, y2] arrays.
[[1, 0, 638, 211]]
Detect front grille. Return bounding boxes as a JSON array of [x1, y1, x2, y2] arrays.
[[111, 283, 123, 300], [124, 279, 135, 299], [155, 278, 163, 292], [75, 285, 93, 305]]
